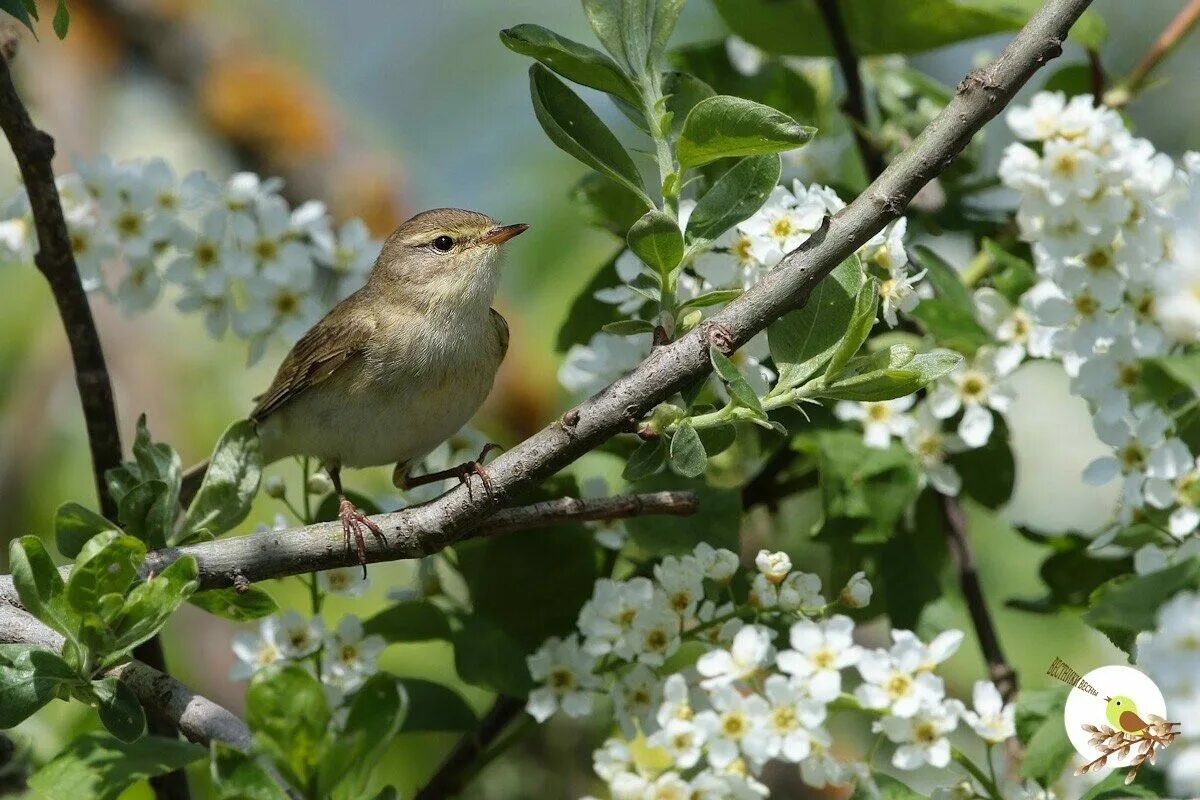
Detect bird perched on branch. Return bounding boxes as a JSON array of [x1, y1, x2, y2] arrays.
[[184, 208, 527, 570], [1106, 694, 1150, 735]]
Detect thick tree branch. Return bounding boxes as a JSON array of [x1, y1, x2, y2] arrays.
[[413, 695, 525, 800], [813, 0, 885, 180], [0, 40, 122, 521], [941, 494, 1018, 702], [0, 492, 698, 605], [0, 607, 251, 751], [0, 38, 189, 799]]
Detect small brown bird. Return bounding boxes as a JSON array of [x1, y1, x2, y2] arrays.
[[186, 208, 527, 568]]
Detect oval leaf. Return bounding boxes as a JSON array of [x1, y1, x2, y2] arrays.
[[668, 425, 707, 478], [182, 419, 262, 542], [686, 154, 781, 244], [93, 676, 147, 742], [501, 24, 640, 105], [768, 255, 864, 392], [677, 95, 814, 170], [628, 209, 684, 277]]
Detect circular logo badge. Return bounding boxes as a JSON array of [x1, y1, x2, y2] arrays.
[[1063, 665, 1168, 769]]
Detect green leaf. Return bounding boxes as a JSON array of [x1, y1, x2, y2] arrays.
[[1015, 687, 1074, 785], [182, 419, 262, 541], [66, 533, 145, 619], [317, 674, 406, 799], [696, 423, 737, 458], [818, 350, 962, 402], [824, 275, 879, 383], [710, 348, 765, 416], [399, 678, 477, 733], [1007, 533, 1132, 614], [452, 614, 534, 696], [627, 209, 684, 277], [713, 0, 1107, 57], [362, 601, 451, 643], [0, 645, 78, 728], [623, 436, 668, 481], [849, 772, 926, 799], [92, 677, 146, 742], [686, 154, 781, 245], [951, 414, 1015, 508], [581, 0, 627, 69], [104, 556, 200, 666], [650, 0, 685, 63], [28, 733, 205, 800], [52, 0, 67, 38], [1083, 557, 1200, 654], [626, 473, 741, 555], [128, 415, 183, 512], [879, 493, 950, 628], [663, 71, 716, 137], [117, 480, 173, 550], [678, 289, 742, 314], [457, 518, 596, 649], [0, 0, 35, 34], [768, 255, 864, 391], [668, 424, 707, 478], [908, 246, 990, 354], [603, 319, 658, 336], [1150, 353, 1200, 391], [529, 64, 649, 204], [9, 536, 81, 648], [1080, 771, 1163, 799], [211, 742, 289, 800], [677, 95, 814, 170], [671, 42, 821, 127], [572, 173, 648, 236], [501, 24, 640, 105], [982, 239, 1035, 304], [814, 430, 920, 544], [189, 586, 278, 622], [245, 665, 330, 790], [54, 503, 119, 560]]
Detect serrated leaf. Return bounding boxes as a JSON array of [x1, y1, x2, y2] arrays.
[[686, 154, 781, 245], [1083, 557, 1200, 654], [529, 63, 649, 204], [500, 24, 639, 104], [768, 255, 864, 391], [317, 673, 406, 798], [668, 424, 707, 477], [677, 95, 814, 170], [628, 209, 684, 277]]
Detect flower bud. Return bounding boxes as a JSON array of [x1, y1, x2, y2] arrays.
[[840, 571, 874, 608], [263, 475, 287, 499], [306, 471, 333, 495], [754, 549, 791, 585]]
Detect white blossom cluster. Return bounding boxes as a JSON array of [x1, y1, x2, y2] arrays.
[[559, 181, 921, 398], [0, 157, 377, 364], [997, 92, 1200, 549], [525, 544, 1015, 799], [1136, 591, 1200, 796]]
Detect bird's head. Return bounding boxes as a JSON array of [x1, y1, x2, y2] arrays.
[[1105, 694, 1137, 723], [370, 208, 528, 312]]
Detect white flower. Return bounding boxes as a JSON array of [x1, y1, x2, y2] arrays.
[[629, 594, 682, 667], [962, 680, 1015, 743], [317, 566, 370, 598], [578, 577, 654, 659], [610, 663, 662, 738], [834, 396, 916, 449], [878, 259, 926, 327], [693, 542, 740, 582], [695, 685, 769, 768], [876, 702, 960, 770], [526, 634, 600, 722], [891, 628, 965, 672], [776, 571, 825, 613], [654, 554, 705, 619], [903, 402, 968, 496], [927, 347, 1018, 448], [855, 639, 946, 717], [593, 736, 635, 783], [1085, 403, 1192, 512], [273, 611, 324, 660], [321, 615, 385, 691], [650, 716, 707, 772], [742, 674, 825, 765], [559, 331, 650, 396], [974, 286, 1054, 362], [229, 618, 285, 680], [776, 615, 863, 703], [754, 550, 791, 584], [840, 571, 873, 608], [1145, 456, 1200, 537], [697, 624, 775, 689]]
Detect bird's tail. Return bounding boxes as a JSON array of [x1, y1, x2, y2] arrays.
[[180, 459, 209, 507]]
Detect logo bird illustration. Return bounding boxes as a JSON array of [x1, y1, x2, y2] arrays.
[[1105, 695, 1149, 735]]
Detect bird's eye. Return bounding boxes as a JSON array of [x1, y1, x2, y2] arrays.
[[432, 235, 454, 253]]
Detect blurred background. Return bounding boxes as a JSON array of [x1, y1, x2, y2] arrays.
[[0, 0, 1197, 797]]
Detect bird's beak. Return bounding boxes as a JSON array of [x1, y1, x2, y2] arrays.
[[1104, 696, 1112, 701], [480, 223, 529, 245]]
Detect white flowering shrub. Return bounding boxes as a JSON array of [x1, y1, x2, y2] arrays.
[[3, 0, 1200, 799]]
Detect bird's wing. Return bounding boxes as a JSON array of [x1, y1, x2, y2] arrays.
[[251, 306, 377, 422], [1119, 710, 1148, 732], [490, 308, 510, 360]]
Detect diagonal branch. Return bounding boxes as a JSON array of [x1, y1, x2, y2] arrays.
[[0, 492, 699, 604], [0, 37, 122, 521], [413, 695, 525, 800], [813, 0, 886, 179]]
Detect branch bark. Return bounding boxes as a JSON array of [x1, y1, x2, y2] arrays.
[[813, 0, 886, 179], [941, 494, 1018, 702], [0, 37, 190, 800]]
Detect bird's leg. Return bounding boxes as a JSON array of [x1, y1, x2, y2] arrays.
[[329, 465, 386, 577], [398, 444, 501, 501]]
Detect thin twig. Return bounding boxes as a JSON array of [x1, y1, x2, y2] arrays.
[[941, 493, 1018, 702], [0, 492, 699, 604], [814, 0, 885, 179], [1107, 0, 1200, 106], [0, 38, 191, 800], [413, 695, 525, 800], [0, 37, 122, 521]]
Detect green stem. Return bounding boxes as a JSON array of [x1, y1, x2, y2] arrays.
[[952, 747, 1003, 800], [986, 743, 1000, 796], [1107, 0, 1200, 107], [673, 383, 822, 432]]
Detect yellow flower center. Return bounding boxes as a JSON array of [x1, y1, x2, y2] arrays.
[[549, 668, 575, 691], [886, 673, 912, 698], [721, 713, 747, 739]]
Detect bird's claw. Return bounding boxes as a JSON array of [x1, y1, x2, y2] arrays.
[[456, 443, 500, 501], [339, 496, 387, 578]]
